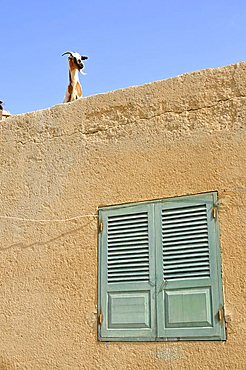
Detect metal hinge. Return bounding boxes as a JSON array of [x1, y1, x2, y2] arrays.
[[218, 304, 224, 323], [212, 206, 218, 219], [99, 221, 103, 234], [98, 309, 103, 326]]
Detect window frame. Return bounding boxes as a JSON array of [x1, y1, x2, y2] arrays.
[[98, 192, 226, 342]]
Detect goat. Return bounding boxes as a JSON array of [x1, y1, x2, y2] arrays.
[[62, 51, 88, 103]]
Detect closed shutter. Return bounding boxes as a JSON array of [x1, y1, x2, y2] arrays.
[[98, 192, 225, 341], [98, 203, 156, 340], [155, 193, 225, 340]]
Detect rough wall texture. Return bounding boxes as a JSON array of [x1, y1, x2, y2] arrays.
[[0, 62, 246, 369]]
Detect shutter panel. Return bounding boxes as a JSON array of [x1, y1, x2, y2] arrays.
[[162, 204, 210, 280], [98, 203, 156, 340], [156, 193, 225, 340]]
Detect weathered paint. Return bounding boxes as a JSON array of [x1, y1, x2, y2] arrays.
[[0, 62, 246, 369]]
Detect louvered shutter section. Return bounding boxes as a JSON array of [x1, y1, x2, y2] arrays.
[[162, 204, 210, 280], [156, 193, 225, 340], [99, 204, 156, 340], [107, 213, 149, 283]]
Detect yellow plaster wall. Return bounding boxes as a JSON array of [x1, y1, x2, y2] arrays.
[[0, 62, 245, 369]]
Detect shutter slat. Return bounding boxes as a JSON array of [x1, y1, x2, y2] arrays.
[[163, 242, 209, 250], [108, 260, 149, 267], [108, 241, 148, 248], [162, 216, 207, 225], [108, 251, 149, 259], [162, 205, 210, 280], [107, 276, 149, 282], [108, 223, 148, 231], [108, 247, 148, 254], [162, 228, 208, 238], [108, 228, 149, 236], [162, 234, 208, 243], [108, 214, 148, 222], [107, 212, 149, 284], [163, 248, 209, 256], [162, 205, 206, 216], [165, 261, 209, 273], [164, 268, 210, 277], [163, 272, 210, 280], [108, 264, 148, 276], [163, 256, 209, 264], [162, 221, 207, 230], [163, 252, 209, 260], [108, 235, 149, 242], [108, 270, 149, 276], [162, 211, 206, 220], [161, 225, 208, 234]]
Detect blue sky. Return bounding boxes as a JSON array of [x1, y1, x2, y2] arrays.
[[1, 0, 246, 114]]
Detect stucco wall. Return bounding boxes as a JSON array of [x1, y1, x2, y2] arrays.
[[0, 62, 245, 369]]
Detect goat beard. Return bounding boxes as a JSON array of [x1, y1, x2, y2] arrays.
[[80, 69, 87, 76]]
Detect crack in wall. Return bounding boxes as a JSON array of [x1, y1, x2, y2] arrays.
[[0, 221, 94, 252], [1, 94, 246, 145], [80, 94, 246, 137]]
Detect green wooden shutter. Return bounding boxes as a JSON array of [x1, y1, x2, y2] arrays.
[[98, 203, 156, 340], [155, 192, 225, 340]]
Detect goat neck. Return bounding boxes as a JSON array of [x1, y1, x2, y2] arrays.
[[64, 58, 82, 103]]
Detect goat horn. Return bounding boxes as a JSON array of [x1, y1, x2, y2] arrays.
[[62, 52, 73, 56]]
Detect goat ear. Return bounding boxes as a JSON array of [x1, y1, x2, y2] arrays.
[[81, 56, 88, 60]]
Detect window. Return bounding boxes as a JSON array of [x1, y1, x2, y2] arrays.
[[98, 192, 226, 341]]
